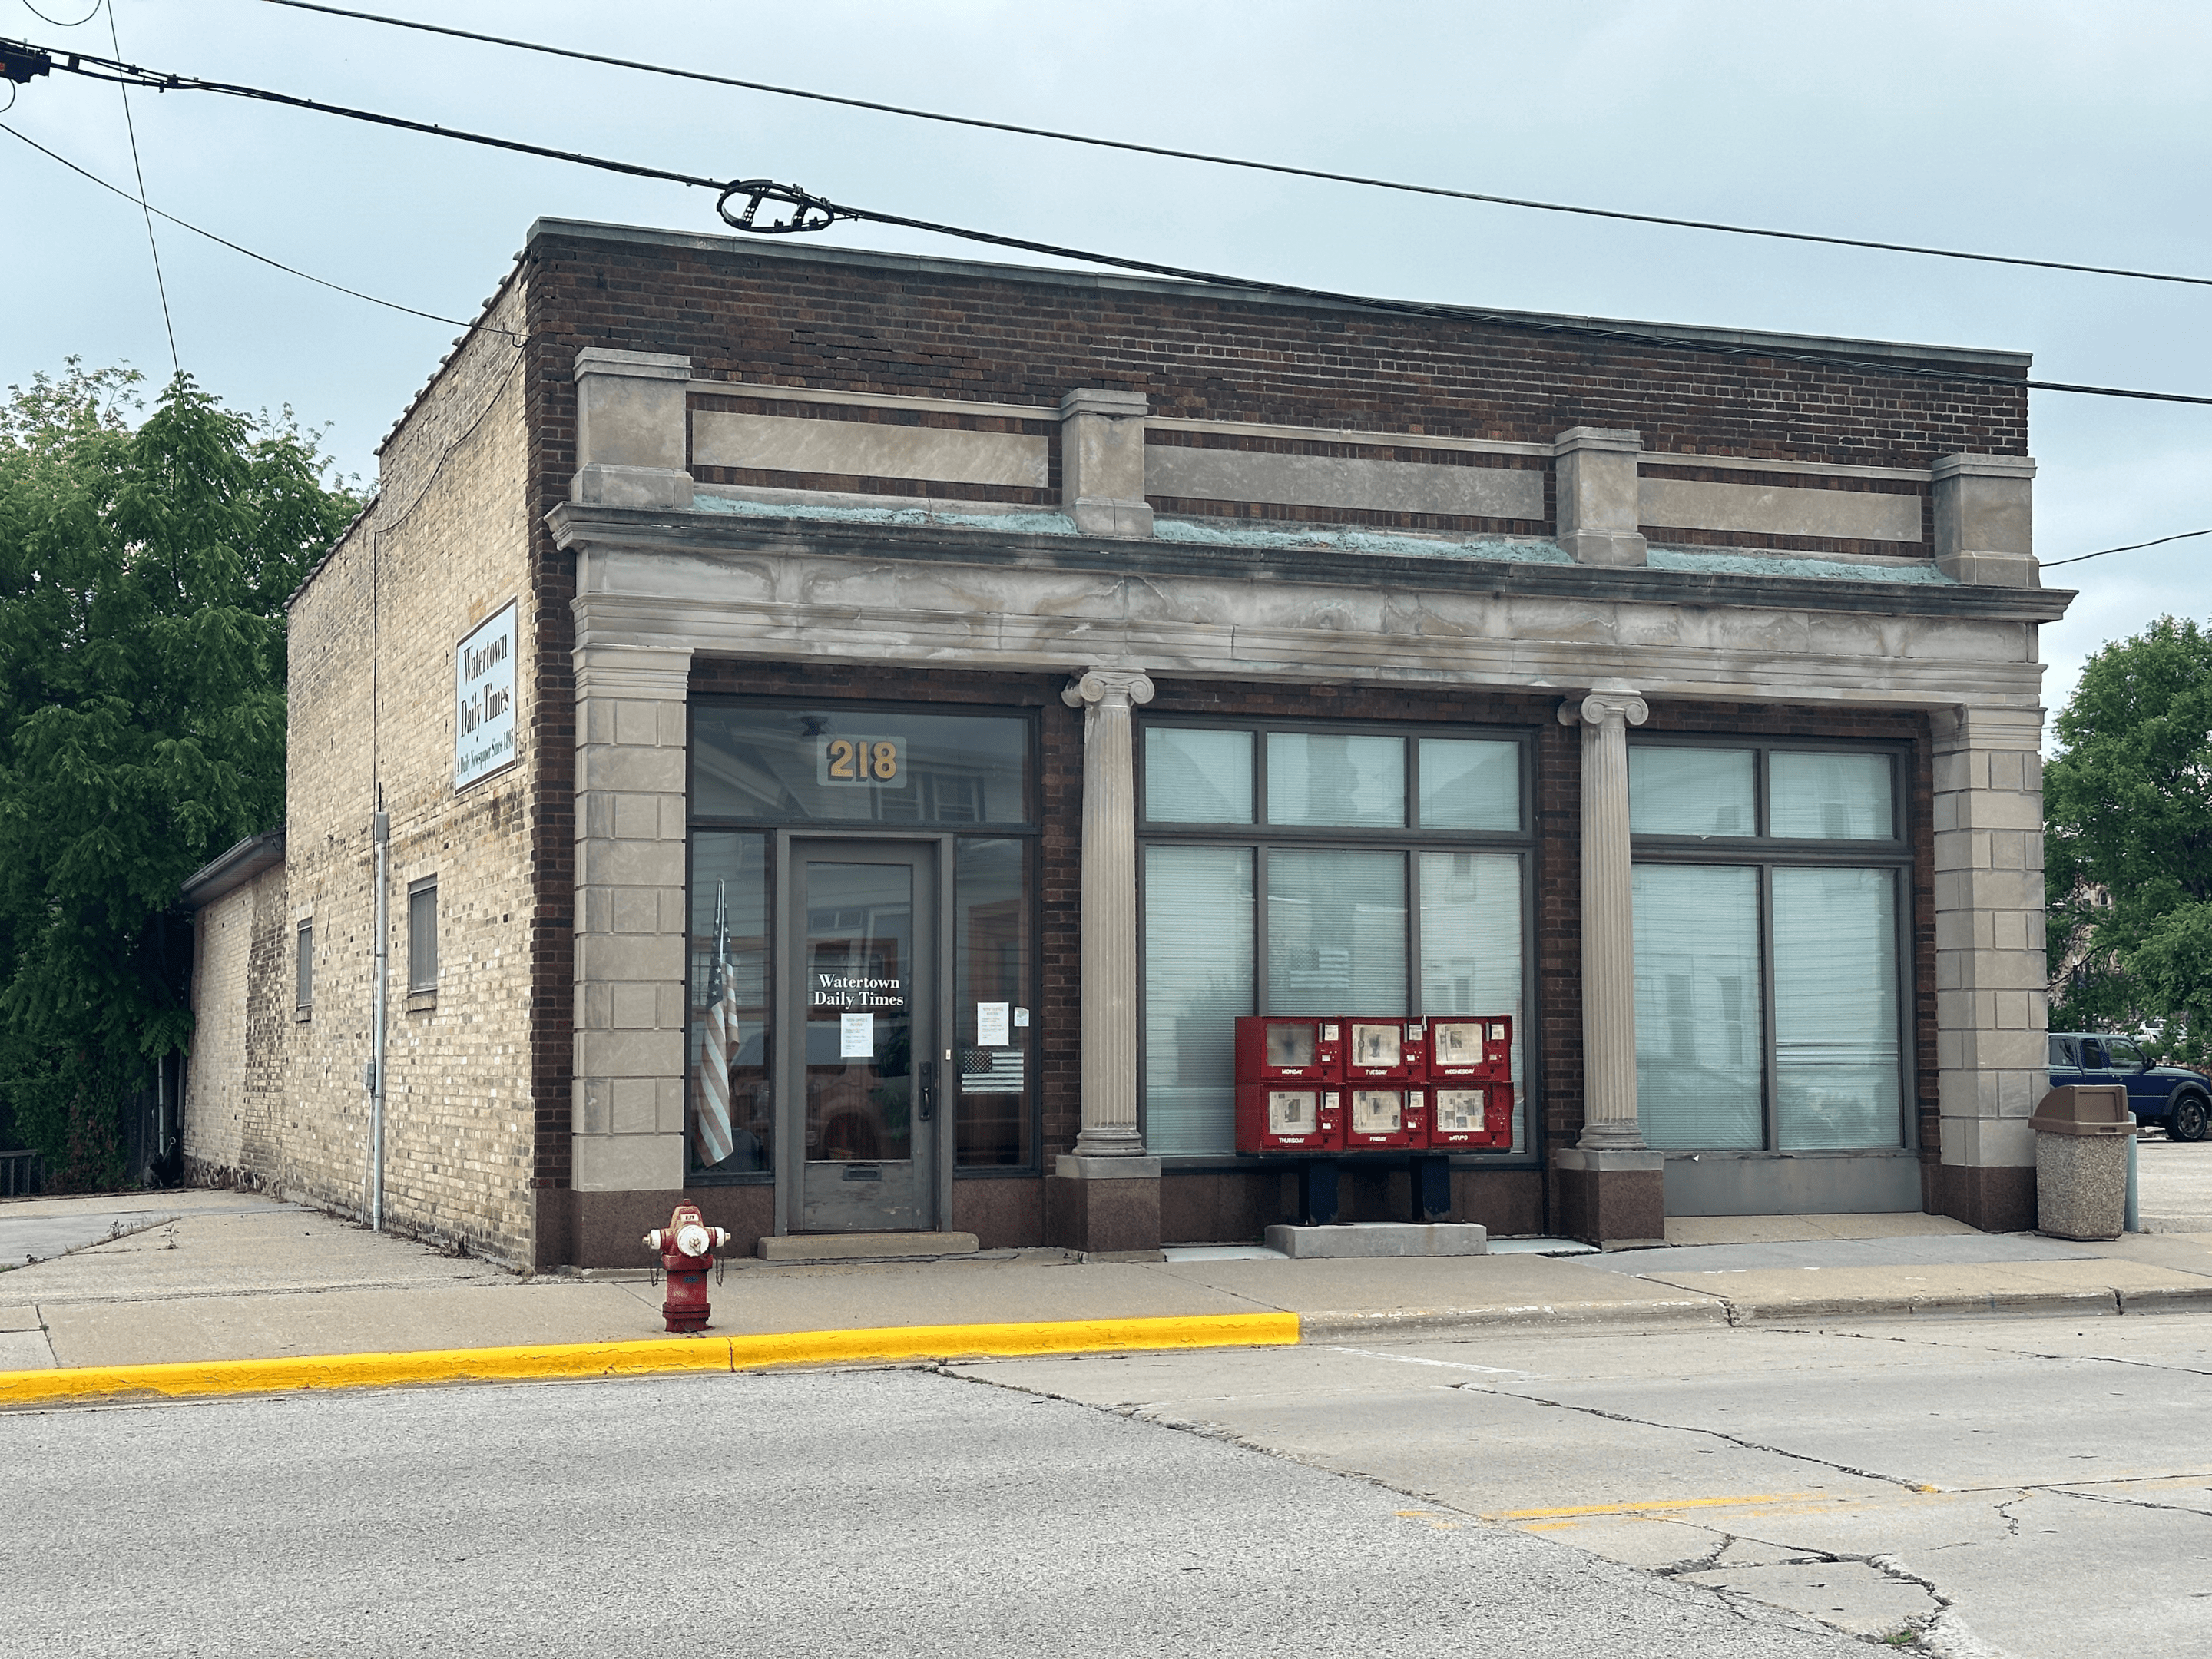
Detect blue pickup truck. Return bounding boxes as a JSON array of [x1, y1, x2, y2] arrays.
[[2048, 1032, 2212, 1141]]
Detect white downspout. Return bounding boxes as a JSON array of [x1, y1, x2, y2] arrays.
[[370, 805, 389, 1230]]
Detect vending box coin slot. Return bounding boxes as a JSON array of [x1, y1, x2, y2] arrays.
[[1236, 1082, 1344, 1153], [1341, 1018, 1426, 1083], [1426, 1015, 1512, 1084], [1235, 1016, 1343, 1084], [1428, 1083, 1512, 1150]]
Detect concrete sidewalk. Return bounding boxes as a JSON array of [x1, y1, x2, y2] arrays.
[[7, 1189, 2212, 1376]]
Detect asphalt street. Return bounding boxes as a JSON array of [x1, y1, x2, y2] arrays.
[[956, 1311, 2212, 1657], [3, 1366, 1865, 1659]]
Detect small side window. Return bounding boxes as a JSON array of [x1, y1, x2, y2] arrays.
[[2048, 1035, 2073, 1069], [2081, 1039, 2108, 1070], [408, 879, 439, 992], [296, 919, 313, 1010]]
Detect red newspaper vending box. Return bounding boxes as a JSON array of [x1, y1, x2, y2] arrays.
[[1341, 1018, 1426, 1084], [1344, 1086, 1429, 1151], [1427, 1082, 1512, 1150], [1426, 1015, 1512, 1083], [1235, 1084, 1344, 1153], [1233, 1017, 1343, 1084]]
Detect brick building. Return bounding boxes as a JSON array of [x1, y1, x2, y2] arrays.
[[180, 217, 2066, 1270]]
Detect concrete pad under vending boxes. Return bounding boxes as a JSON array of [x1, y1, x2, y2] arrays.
[[1261, 1221, 1489, 1259]]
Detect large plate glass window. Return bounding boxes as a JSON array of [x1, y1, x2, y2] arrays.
[[1138, 722, 1531, 1159], [1630, 742, 1909, 1154]]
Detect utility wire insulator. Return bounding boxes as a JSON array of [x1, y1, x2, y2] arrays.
[[716, 180, 847, 236], [1, 43, 52, 82]]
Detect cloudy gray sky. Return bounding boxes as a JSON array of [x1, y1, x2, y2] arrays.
[[6, 1, 2209, 723]]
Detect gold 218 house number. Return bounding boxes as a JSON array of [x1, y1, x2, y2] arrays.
[[816, 737, 907, 788]]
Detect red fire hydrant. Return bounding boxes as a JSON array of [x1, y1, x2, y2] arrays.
[[644, 1202, 730, 1333]]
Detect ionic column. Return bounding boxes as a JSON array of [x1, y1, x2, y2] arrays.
[[1559, 687, 1650, 1149], [1061, 667, 1155, 1157]]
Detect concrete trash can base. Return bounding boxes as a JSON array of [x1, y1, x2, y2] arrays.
[[2031, 1083, 2132, 1241]]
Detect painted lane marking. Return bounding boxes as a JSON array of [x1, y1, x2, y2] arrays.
[[1322, 1345, 1544, 1378]]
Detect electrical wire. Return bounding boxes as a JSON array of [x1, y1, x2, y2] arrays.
[[253, 0, 2212, 295], [10, 31, 2212, 407], [0, 121, 518, 335], [103, 5, 176, 374], [2044, 528, 2212, 569], [18, 0, 101, 25]]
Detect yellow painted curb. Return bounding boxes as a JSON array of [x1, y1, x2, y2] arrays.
[[0, 1312, 1300, 1409]]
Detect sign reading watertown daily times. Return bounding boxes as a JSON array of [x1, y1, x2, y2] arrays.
[[455, 601, 518, 790]]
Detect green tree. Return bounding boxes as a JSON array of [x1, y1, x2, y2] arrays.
[[2045, 615, 2212, 1065], [0, 362, 360, 1187]]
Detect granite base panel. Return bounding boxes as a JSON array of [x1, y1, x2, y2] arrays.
[[537, 1184, 776, 1272], [1922, 1160, 2036, 1234], [1552, 1161, 1666, 1249], [1045, 1173, 1163, 1254], [951, 1176, 1045, 1250]]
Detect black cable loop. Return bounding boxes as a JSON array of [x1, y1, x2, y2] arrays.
[[18, 0, 102, 27]]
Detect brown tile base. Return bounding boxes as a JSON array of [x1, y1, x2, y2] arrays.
[[535, 1185, 773, 1271], [1922, 1161, 2035, 1233], [1045, 1174, 1163, 1253], [1551, 1151, 1666, 1248], [952, 1177, 1045, 1249]]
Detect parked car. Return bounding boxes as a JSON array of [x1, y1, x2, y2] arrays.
[[2048, 1032, 2212, 1141]]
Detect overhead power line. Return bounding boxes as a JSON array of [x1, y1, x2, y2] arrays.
[[7, 31, 2212, 408], [104, 2, 177, 376], [2044, 528, 2212, 569], [256, 0, 2212, 295], [0, 121, 515, 335]]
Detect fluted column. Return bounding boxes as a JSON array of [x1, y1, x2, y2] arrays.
[[1061, 667, 1155, 1157], [1560, 687, 1649, 1150]]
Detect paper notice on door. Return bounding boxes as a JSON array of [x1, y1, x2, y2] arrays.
[[839, 1012, 874, 1058], [976, 1002, 1011, 1046], [1012, 1006, 1030, 1028]]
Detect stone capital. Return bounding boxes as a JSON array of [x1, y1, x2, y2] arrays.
[[1556, 689, 1650, 730], [1062, 669, 1157, 712]]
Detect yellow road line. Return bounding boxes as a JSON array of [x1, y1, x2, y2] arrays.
[[1488, 1492, 1820, 1521], [0, 1312, 1300, 1410]]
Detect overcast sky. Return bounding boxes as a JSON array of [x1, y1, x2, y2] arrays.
[[6, 1, 2209, 725]]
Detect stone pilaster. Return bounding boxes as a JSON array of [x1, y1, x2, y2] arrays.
[[1931, 704, 2047, 1231], [1060, 389, 1154, 538], [571, 348, 693, 510], [571, 643, 693, 1192], [1552, 687, 1665, 1247], [1554, 427, 1647, 568], [1049, 667, 1163, 1253], [1932, 455, 2037, 588]]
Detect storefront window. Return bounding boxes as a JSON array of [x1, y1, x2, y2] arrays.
[[1144, 846, 1255, 1157], [687, 831, 772, 1175], [692, 706, 1030, 825], [1629, 740, 1909, 1154], [954, 837, 1035, 1168], [1139, 721, 1530, 1159]]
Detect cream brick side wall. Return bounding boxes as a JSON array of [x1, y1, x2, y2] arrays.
[[278, 273, 541, 1263], [183, 863, 289, 1186]]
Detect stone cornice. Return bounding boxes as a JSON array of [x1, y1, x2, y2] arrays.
[[545, 502, 2073, 624]]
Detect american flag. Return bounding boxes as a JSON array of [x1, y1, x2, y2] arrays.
[[694, 879, 737, 1168]]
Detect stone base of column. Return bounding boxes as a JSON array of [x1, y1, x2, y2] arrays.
[[1047, 1155, 1163, 1255], [1551, 1147, 1666, 1250], [1923, 1161, 2035, 1233]]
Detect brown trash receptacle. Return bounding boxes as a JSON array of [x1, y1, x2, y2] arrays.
[[2030, 1083, 2134, 1241]]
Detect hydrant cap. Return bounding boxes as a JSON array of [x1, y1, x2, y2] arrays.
[[675, 1221, 712, 1257]]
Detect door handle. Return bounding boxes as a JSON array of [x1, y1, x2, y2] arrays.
[[919, 1058, 937, 1123]]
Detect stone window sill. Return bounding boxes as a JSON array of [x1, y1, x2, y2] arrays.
[[294, 1005, 312, 1023], [405, 989, 438, 1015]]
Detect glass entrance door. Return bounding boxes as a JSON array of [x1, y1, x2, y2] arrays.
[[788, 842, 939, 1231]]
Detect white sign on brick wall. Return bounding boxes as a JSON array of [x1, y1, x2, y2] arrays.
[[455, 601, 518, 791]]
